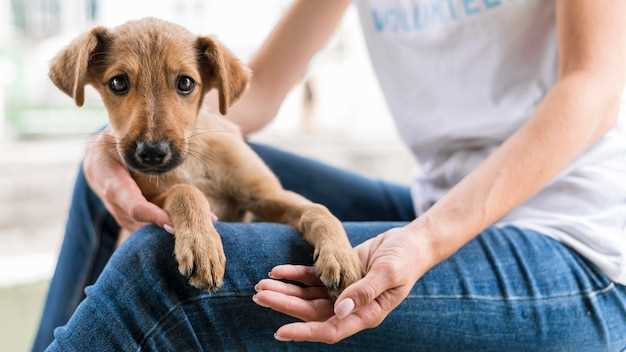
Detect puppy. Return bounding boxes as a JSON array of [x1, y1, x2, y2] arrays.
[[49, 18, 362, 295]]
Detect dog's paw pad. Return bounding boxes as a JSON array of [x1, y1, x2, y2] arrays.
[[314, 246, 362, 298]]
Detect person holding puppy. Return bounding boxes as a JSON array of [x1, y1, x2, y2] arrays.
[[34, 1, 626, 351]]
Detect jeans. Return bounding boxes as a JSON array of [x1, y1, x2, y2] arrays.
[[34, 144, 626, 351]]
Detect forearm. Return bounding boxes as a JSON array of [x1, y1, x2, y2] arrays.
[[225, 0, 351, 134], [408, 72, 623, 264]]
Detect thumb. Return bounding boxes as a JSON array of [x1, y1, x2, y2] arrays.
[[334, 267, 392, 319], [130, 201, 171, 227], [109, 171, 171, 227]]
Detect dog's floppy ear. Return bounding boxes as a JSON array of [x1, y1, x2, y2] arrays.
[[49, 26, 110, 107], [196, 36, 250, 115]]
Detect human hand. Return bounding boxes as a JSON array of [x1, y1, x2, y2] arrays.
[[253, 225, 435, 343], [83, 131, 171, 232]]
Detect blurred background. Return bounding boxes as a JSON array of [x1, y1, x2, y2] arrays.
[[0, 0, 414, 350]]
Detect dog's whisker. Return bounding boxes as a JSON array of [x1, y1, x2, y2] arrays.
[[185, 148, 216, 163], [86, 141, 122, 152], [184, 127, 237, 138], [86, 140, 121, 146]]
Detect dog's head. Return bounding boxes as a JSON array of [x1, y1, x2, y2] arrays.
[[49, 18, 249, 174]]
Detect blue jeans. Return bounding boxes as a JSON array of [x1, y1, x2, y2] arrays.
[[34, 144, 626, 351]]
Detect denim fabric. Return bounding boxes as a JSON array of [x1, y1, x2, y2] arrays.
[[34, 144, 626, 351]]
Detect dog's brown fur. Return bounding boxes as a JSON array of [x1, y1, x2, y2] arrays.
[[49, 18, 362, 294]]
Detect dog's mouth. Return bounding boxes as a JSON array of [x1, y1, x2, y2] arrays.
[[121, 140, 184, 175], [125, 158, 183, 175]]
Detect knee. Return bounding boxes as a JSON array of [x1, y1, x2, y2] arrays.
[[104, 223, 311, 295], [212, 222, 303, 255], [213, 222, 314, 289], [108, 225, 180, 284], [118, 225, 170, 254], [116, 223, 289, 268]]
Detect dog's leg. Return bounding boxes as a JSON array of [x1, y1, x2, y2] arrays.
[[155, 184, 225, 291], [248, 191, 363, 297], [191, 134, 361, 295]]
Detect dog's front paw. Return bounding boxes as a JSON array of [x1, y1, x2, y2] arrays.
[[174, 227, 226, 292], [314, 244, 363, 298]]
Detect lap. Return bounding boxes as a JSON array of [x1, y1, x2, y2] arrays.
[[47, 223, 626, 352]]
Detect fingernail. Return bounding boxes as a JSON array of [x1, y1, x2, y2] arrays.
[[335, 298, 355, 319], [163, 224, 175, 234], [252, 294, 268, 308], [274, 333, 290, 342], [268, 272, 275, 278], [254, 284, 260, 292]]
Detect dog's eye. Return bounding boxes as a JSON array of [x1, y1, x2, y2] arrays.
[[108, 75, 130, 95], [176, 76, 195, 96]]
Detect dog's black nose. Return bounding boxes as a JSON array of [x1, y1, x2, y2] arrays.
[[135, 141, 171, 167]]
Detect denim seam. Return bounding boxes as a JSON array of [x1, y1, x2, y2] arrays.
[[136, 293, 254, 351], [405, 282, 615, 302]]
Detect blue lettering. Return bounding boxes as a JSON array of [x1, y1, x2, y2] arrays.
[[371, 9, 386, 32], [393, 8, 411, 32], [483, 0, 502, 9], [412, 0, 453, 31], [370, 0, 512, 33], [430, 0, 449, 24], [447, 0, 459, 20], [412, 6, 426, 31], [463, 0, 481, 15]]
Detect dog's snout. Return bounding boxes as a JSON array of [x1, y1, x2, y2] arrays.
[[135, 141, 172, 167], [124, 138, 181, 174]]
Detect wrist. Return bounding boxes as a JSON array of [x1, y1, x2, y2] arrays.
[[403, 215, 450, 268], [400, 220, 441, 281]]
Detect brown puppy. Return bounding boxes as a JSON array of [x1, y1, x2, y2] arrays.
[[49, 18, 362, 295]]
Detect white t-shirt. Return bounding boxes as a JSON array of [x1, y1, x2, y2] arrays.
[[354, 0, 626, 284]]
